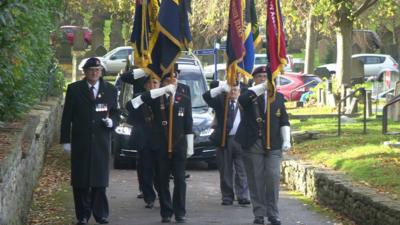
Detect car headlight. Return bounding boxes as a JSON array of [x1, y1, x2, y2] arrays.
[[115, 124, 132, 136], [199, 128, 214, 137]]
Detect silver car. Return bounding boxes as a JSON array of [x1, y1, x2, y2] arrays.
[[317, 54, 399, 80], [79, 46, 133, 75]]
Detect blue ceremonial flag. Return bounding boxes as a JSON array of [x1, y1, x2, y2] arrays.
[[130, 0, 159, 69], [238, 0, 261, 79], [147, 0, 192, 79]]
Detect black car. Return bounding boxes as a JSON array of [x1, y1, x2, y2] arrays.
[[112, 59, 217, 169]]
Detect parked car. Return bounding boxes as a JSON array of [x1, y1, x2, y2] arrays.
[[203, 63, 226, 81], [112, 58, 217, 169], [276, 72, 322, 101], [317, 54, 399, 81], [51, 25, 92, 47], [79, 46, 134, 75], [254, 54, 294, 72]]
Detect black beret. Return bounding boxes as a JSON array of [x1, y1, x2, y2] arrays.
[[83, 57, 103, 69], [252, 65, 267, 76]]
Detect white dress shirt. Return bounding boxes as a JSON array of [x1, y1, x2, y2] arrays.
[[87, 81, 100, 98], [229, 100, 241, 136]]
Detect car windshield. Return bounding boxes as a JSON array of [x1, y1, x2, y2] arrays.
[[103, 48, 122, 58], [178, 71, 208, 108], [302, 76, 321, 88]]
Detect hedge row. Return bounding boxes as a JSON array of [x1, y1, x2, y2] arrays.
[[0, 0, 64, 122]]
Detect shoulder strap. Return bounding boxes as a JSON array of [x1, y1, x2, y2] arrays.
[[252, 97, 263, 137]]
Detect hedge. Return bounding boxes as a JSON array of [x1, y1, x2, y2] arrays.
[[0, 0, 64, 122]]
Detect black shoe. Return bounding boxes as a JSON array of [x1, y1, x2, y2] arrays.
[[97, 217, 109, 224], [175, 216, 186, 223], [221, 200, 233, 205], [253, 216, 264, 224], [238, 198, 251, 205], [185, 174, 191, 179], [161, 217, 171, 223], [145, 201, 154, 208], [137, 192, 144, 199], [268, 217, 281, 225], [76, 218, 88, 225]]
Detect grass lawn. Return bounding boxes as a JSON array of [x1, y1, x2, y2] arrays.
[[289, 106, 400, 199]]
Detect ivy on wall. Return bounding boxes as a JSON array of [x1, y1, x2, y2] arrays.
[[0, 0, 64, 121]]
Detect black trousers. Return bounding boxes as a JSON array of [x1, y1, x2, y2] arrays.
[[141, 146, 161, 204], [73, 187, 109, 222], [158, 150, 186, 218], [136, 151, 144, 193]]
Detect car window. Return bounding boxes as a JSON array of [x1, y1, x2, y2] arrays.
[[178, 71, 208, 108], [278, 76, 291, 86], [112, 49, 131, 60], [302, 76, 321, 88], [255, 56, 267, 65], [364, 56, 383, 64]]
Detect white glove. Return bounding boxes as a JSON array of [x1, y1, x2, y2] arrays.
[[186, 134, 194, 158], [63, 143, 71, 154], [131, 95, 144, 109], [132, 68, 148, 80], [210, 81, 230, 97], [102, 117, 113, 128], [281, 126, 291, 151], [150, 84, 176, 99], [249, 82, 267, 96]]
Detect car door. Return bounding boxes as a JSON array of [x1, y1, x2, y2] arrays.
[[363, 56, 383, 77], [105, 49, 133, 74]]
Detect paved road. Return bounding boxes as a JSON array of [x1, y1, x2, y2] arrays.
[[89, 162, 339, 225]]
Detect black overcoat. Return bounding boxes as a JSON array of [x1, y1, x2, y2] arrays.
[[60, 79, 119, 188]]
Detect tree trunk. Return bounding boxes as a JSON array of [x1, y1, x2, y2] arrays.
[[110, 15, 124, 50], [336, 17, 353, 88], [90, 9, 105, 54], [304, 10, 317, 74]]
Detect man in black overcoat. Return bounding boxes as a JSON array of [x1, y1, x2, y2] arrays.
[[60, 57, 119, 225]]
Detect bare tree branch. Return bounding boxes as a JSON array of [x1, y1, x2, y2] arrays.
[[354, 0, 378, 17]]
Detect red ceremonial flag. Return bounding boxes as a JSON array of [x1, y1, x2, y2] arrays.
[[266, 0, 287, 100]]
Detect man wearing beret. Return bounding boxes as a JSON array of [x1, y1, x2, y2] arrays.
[[235, 65, 291, 225], [60, 57, 119, 225], [130, 64, 193, 223]]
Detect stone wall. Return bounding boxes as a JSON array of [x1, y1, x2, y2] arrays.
[[0, 97, 63, 225], [281, 157, 400, 225]]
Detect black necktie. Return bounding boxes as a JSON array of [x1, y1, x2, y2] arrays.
[[90, 86, 95, 100], [227, 100, 235, 132]]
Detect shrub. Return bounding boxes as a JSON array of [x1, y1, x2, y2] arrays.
[[0, 0, 63, 121]]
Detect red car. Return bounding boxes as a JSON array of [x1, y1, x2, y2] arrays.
[[276, 72, 321, 101], [52, 25, 92, 46]]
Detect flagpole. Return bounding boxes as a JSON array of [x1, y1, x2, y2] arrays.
[[221, 95, 229, 148], [168, 71, 174, 159]]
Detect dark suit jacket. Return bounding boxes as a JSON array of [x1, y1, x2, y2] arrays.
[[141, 83, 193, 158], [60, 79, 119, 187], [202, 91, 228, 147], [125, 93, 157, 151], [235, 91, 289, 150]]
